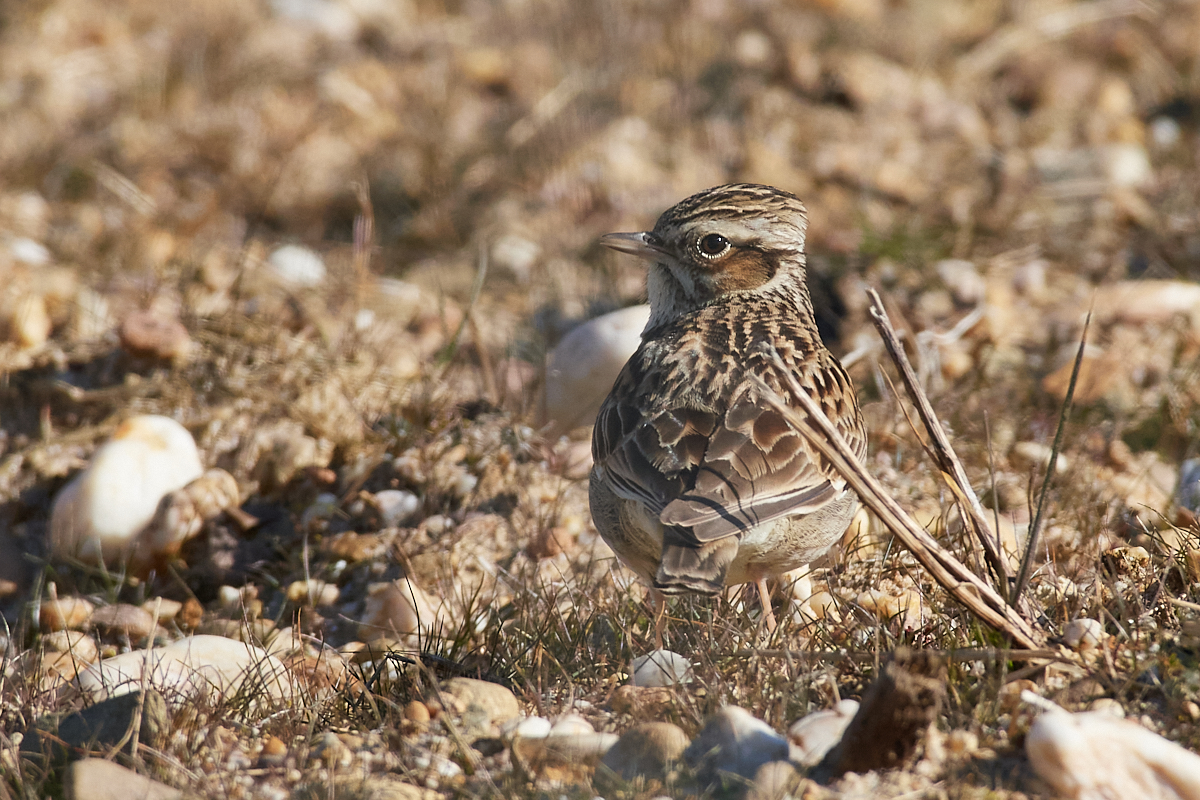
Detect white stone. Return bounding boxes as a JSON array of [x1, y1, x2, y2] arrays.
[[77, 635, 294, 707], [630, 649, 692, 687], [544, 305, 650, 433], [49, 416, 204, 565], [374, 490, 420, 527], [685, 706, 790, 782], [1062, 618, 1106, 651], [1104, 143, 1153, 188], [935, 259, 986, 306], [787, 699, 860, 766], [7, 237, 50, 266], [1027, 705, 1200, 800], [268, 244, 327, 287], [501, 715, 552, 740], [549, 712, 594, 736], [360, 578, 450, 640]]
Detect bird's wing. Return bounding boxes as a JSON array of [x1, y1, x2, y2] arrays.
[[593, 348, 865, 545]]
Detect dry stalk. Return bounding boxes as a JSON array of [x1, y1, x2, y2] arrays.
[[753, 347, 1044, 649], [865, 288, 1013, 598]]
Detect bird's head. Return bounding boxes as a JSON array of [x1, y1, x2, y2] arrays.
[[601, 184, 809, 328]]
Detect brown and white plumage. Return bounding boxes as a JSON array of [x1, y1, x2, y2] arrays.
[[589, 184, 866, 636]]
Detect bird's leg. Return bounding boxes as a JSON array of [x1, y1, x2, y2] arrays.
[[755, 577, 777, 633], [651, 588, 666, 650]]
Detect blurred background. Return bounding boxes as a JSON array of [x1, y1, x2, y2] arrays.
[[1, 0, 1199, 626]]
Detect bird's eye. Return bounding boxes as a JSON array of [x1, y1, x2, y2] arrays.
[[697, 233, 730, 257]]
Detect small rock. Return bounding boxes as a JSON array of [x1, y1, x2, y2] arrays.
[[544, 305, 650, 433], [611, 685, 675, 717], [528, 526, 572, 560], [685, 706, 789, 785], [630, 650, 692, 687], [22, 690, 169, 765], [138, 469, 241, 566], [360, 578, 450, 640], [512, 732, 620, 783], [141, 598, 183, 624], [404, 700, 431, 726], [268, 244, 326, 287], [442, 678, 520, 728], [118, 311, 191, 362], [10, 294, 52, 348], [501, 715, 552, 740], [373, 490, 420, 527], [1011, 441, 1069, 475], [77, 634, 294, 707], [747, 760, 802, 800], [90, 604, 158, 639], [286, 579, 340, 606], [40, 595, 95, 632], [312, 731, 352, 768], [788, 699, 860, 766], [1027, 704, 1200, 800], [1062, 618, 1106, 653], [935, 259, 986, 306], [1177, 459, 1200, 517], [49, 416, 204, 566], [1103, 143, 1153, 188], [259, 735, 288, 767], [598, 721, 688, 784], [549, 712, 594, 736], [64, 758, 180, 800], [42, 630, 98, 663]]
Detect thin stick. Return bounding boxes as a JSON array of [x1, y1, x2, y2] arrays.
[[866, 289, 1012, 594], [731, 647, 1063, 663], [1012, 310, 1091, 603], [753, 347, 1043, 649]]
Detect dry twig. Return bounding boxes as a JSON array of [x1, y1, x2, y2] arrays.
[[865, 289, 1013, 597], [753, 347, 1044, 649]]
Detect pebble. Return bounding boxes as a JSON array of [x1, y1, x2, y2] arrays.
[[373, 489, 421, 527], [549, 712, 594, 736], [685, 706, 790, 784], [10, 293, 52, 348], [404, 700, 431, 726], [1177, 459, 1200, 516], [76, 634, 294, 707], [360, 577, 450, 640], [747, 760, 802, 800], [267, 244, 326, 287], [1011, 441, 1069, 475], [142, 598, 182, 624], [787, 699, 860, 766], [63, 758, 180, 800], [42, 630, 98, 663], [40, 595, 95, 631], [598, 721, 688, 784], [118, 310, 192, 362], [543, 304, 650, 433], [442, 677, 520, 728], [501, 715, 552, 740], [630, 649, 692, 687], [286, 579, 340, 606], [258, 735, 288, 767], [1027, 704, 1200, 800], [138, 468, 240, 564], [1062, 618, 1106, 653], [512, 732, 620, 783], [49, 416, 204, 566], [89, 603, 158, 639], [610, 685, 674, 717], [935, 259, 986, 306], [22, 690, 168, 763]]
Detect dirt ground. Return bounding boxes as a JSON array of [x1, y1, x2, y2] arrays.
[[2, 0, 1200, 797]]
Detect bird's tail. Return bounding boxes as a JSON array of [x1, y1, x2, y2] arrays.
[[654, 531, 737, 595]]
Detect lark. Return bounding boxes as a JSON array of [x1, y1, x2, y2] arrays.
[[589, 184, 867, 644]]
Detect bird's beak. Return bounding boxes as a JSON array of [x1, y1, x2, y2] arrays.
[[599, 231, 667, 261]]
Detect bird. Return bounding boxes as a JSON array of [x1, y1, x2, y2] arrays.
[[589, 183, 867, 646]]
